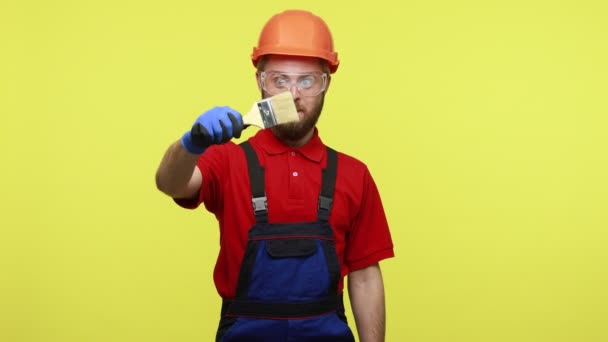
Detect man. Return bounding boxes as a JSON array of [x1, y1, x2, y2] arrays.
[[156, 9, 394, 342]]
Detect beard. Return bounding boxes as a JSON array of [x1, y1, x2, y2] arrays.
[[266, 91, 325, 142]]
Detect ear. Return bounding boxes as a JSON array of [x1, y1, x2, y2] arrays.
[[255, 72, 262, 91], [325, 74, 332, 94]]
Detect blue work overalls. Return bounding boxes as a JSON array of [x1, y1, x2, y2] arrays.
[[216, 142, 355, 342]]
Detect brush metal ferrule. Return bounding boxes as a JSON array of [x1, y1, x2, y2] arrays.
[[257, 99, 278, 128]]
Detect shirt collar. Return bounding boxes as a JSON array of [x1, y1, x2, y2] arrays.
[[255, 127, 325, 163]]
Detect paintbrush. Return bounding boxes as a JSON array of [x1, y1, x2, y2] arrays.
[[189, 92, 299, 148], [243, 91, 299, 129]]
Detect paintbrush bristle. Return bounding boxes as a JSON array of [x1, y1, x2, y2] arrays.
[[268, 92, 299, 124]]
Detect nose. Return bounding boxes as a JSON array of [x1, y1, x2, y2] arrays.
[[288, 84, 301, 101]]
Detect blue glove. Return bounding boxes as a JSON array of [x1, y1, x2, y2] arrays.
[[181, 106, 244, 154]]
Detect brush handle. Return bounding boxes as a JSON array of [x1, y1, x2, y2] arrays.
[[181, 107, 242, 154], [189, 123, 213, 149]]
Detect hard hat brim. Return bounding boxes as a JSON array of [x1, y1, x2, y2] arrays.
[[251, 46, 339, 73]]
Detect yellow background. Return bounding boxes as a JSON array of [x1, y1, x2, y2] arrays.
[[1, 0, 607, 341]]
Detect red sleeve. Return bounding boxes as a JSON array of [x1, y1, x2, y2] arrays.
[[173, 144, 227, 214], [344, 167, 394, 272]]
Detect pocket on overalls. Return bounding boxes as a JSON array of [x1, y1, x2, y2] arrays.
[[220, 317, 287, 342], [290, 313, 356, 342], [250, 239, 331, 301]]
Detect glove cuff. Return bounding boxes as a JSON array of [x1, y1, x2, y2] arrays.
[[181, 131, 207, 155]]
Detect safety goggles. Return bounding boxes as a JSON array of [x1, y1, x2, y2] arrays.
[[260, 71, 328, 97]]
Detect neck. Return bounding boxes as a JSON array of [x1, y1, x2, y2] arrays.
[[277, 129, 315, 148]]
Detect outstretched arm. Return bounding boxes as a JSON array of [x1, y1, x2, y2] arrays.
[[155, 139, 202, 200]]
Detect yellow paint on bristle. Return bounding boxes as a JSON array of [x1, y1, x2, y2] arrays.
[[269, 92, 299, 124]]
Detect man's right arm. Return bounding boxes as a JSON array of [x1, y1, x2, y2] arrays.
[[155, 106, 244, 201], [155, 140, 202, 200]]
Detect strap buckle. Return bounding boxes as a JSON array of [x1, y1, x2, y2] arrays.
[[318, 195, 333, 211], [252, 196, 268, 212]]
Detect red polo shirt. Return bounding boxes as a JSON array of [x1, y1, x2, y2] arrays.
[[175, 128, 394, 299]]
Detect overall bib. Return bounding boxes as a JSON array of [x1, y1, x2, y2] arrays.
[[216, 142, 355, 342]]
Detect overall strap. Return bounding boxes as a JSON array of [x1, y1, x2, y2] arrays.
[[241, 142, 338, 223], [240, 141, 268, 223], [318, 147, 338, 222]]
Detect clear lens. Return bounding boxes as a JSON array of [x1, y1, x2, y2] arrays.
[[261, 71, 327, 97]]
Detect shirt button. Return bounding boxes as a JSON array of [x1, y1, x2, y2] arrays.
[[290, 151, 296, 156], [292, 171, 298, 177]]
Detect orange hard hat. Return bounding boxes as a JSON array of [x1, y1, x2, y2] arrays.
[[251, 10, 340, 73]]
